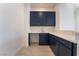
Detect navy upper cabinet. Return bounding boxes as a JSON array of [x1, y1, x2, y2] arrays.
[[30, 11, 56, 26], [46, 12, 55, 26], [30, 12, 41, 26]]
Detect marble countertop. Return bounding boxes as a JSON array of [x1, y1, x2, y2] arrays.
[[49, 31, 77, 43], [29, 30, 77, 43]]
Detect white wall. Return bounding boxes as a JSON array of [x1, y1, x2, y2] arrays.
[[24, 3, 30, 46], [58, 4, 75, 31], [75, 8, 79, 33], [0, 3, 25, 55]]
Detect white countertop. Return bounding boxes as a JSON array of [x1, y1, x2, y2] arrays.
[[49, 31, 77, 43], [29, 30, 77, 43]]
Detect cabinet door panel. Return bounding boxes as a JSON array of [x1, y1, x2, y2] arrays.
[[54, 42, 60, 56], [39, 33, 49, 45], [58, 37, 72, 49], [49, 34, 57, 45], [30, 12, 41, 26], [56, 37, 72, 56], [46, 12, 55, 26], [58, 43, 72, 56], [40, 12, 46, 26]]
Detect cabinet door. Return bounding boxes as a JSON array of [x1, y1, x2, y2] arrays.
[[40, 12, 47, 26], [58, 43, 72, 56], [30, 12, 41, 26], [56, 38, 72, 56], [39, 33, 49, 45], [49, 34, 56, 45], [54, 36, 72, 56], [49, 34, 59, 55], [46, 12, 55, 26]]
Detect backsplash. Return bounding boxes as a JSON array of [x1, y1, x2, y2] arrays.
[[30, 26, 55, 33]]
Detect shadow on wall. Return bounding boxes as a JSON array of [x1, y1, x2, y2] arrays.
[[0, 36, 25, 56]]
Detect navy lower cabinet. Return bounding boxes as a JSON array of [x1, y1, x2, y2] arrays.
[[39, 33, 49, 45], [72, 43, 77, 56], [48, 34, 77, 56], [48, 34, 56, 45], [29, 33, 77, 56], [56, 42, 72, 56]]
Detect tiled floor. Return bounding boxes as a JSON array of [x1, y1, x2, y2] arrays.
[[16, 46, 55, 56]]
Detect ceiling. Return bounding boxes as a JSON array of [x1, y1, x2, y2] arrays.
[[31, 3, 56, 8]]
